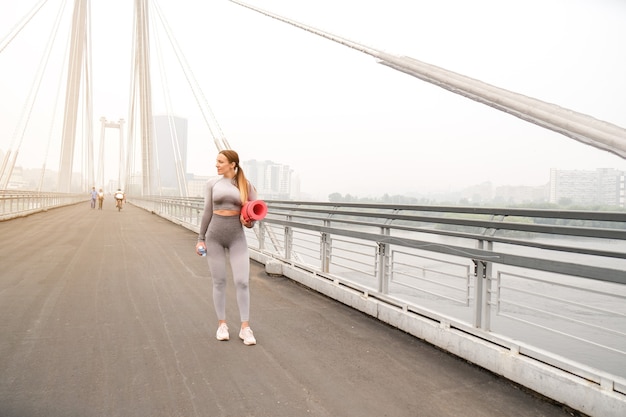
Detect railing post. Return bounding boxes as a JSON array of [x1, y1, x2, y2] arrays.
[[320, 232, 331, 273], [472, 259, 485, 328], [377, 241, 391, 294], [258, 222, 266, 251], [284, 225, 293, 261], [473, 240, 494, 330], [377, 226, 391, 294]]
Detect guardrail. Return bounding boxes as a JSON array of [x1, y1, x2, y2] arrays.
[[132, 196, 626, 417], [0, 190, 87, 221]]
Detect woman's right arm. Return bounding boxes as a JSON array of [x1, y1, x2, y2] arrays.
[[198, 178, 216, 242]]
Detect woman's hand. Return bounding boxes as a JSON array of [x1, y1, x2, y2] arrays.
[[196, 241, 207, 256], [240, 214, 254, 228]]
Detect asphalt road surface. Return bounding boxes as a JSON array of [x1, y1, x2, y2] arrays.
[[0, 202, 583, 416]]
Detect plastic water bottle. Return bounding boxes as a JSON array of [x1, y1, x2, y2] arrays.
[[198, 246, 206, 257]]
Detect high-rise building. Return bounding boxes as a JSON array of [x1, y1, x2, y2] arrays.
[[549, 168, 625, 207], [153, 115, 188, 195], [241, 159, 297, 200]]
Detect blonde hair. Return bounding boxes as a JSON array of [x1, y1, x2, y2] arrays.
[[220, 150, 249, 204]]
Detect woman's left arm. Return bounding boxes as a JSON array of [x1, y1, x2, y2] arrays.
[[241, 181, 258, 228]]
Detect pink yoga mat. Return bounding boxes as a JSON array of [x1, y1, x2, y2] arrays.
[[242, 200, 268, 222]]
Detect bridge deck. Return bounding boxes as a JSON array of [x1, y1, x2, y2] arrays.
[[0, 202, 579, 417]]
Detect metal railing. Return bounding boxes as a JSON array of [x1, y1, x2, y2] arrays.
[[0, 190, 87, 221], [132, 196, 626, 415]]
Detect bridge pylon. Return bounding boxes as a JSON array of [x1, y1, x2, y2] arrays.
[[97, 117, 126, 192], [58, 0, 92, 193]]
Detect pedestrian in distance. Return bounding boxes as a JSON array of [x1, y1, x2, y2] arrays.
[[97, 188, 105, 210], [90, 186, 97, 209], [195, 150, 258, 346]]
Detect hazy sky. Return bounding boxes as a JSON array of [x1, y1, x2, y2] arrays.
[[1, 0, 625, 199]]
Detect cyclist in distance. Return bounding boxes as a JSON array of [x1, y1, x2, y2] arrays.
[[114, 189, 126, 211]]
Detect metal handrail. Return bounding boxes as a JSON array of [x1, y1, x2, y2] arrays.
[[0, 190, 87, 220], [5, 193, 622, 381]]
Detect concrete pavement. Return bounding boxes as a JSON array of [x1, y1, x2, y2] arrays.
[[0, 202, 584, 416]]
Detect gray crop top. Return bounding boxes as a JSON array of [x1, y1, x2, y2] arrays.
[[197, 176, 258, 241]]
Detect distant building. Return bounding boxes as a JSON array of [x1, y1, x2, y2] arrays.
[[549, 168, 625, 207], [153, 115, 188, 195], [185, 160, 300, 200], [6, 166, 28, 189], [241, 159, 298, 200]]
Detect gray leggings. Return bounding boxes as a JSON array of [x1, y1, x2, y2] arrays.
[[205, 214, 250, 322]]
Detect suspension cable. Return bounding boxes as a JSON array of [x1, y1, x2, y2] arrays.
[[0, 0, 50, 54], [39, 7, 72, 191], [0, 0, 69, 189], [152, 0, 230, 151], [152, 22, 167, 196], [151, 10, 190, 197]]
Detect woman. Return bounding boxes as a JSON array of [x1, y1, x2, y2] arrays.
[[196, 150, 258, 346], [97, 188, 105, 210]]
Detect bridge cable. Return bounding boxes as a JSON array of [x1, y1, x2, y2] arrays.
[[0, 0, 50, 54], [39, 6, 73, 191], [230, 0, 626, 160], [150, 16, 167, 196], [0, 0, 70, 189], [82, 0, 95, 190], [150, 7, 188, 197], [152, 0, 231, 151]]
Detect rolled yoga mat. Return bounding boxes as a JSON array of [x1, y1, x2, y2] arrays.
[[242, 200, 268, 222]]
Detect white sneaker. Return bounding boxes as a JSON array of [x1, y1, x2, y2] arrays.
[[239, 327, 256, 345], [216, 323, 229, 341]]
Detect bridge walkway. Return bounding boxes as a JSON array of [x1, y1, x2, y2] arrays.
[[0, 202, 582, 417]]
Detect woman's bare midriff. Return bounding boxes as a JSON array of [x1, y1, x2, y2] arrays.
[[213, 210, 240, 216]]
